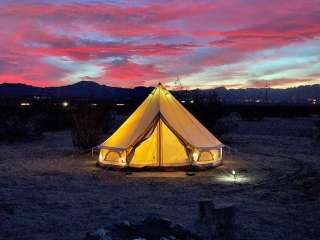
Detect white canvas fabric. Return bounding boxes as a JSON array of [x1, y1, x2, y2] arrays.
[[99, 83, 223, 168]]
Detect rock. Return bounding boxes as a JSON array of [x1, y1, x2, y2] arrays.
[[85, 228, 112, 240], [87, 216, 201, 240], [111, 220, 134, 239], [186, 172, 196, 176], [142, 215, 172, 229]]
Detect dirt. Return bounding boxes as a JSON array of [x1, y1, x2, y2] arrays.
[[0, 117, 319, 240]]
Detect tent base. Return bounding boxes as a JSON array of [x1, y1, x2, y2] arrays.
[[96, 161, 223, 172]]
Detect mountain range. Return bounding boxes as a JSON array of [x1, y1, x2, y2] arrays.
[[0, 81, 319, 104]]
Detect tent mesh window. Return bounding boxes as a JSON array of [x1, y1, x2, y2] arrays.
[[105, 151, 121, 163], [198, 150, 215, 162]]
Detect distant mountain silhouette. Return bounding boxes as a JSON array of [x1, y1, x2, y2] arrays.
[[212, 84, 320, 103], [0, 81, 319, 104], [0, 81, 153, 101]]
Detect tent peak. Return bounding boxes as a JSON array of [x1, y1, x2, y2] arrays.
[[157, 82, 166, 90]]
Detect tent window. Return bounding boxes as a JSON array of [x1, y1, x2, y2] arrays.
[[198, 151, 214, 162], [105, 151, 121, 162]]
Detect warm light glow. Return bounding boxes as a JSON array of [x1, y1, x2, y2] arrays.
[[99, 153, 105, 162], [192, 152, 199, 161], [119, 157, 126, 163], [62, 101, 69, 107], [215, 174, 253, 184]]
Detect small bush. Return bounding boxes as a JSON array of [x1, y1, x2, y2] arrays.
[[0, 114, 45, 141], [185, 92, 231, 138], [71, 104, 109, 149], [240, 110, 264, 121], [314, 120, 320, 142], [213, 116, 238, 137]]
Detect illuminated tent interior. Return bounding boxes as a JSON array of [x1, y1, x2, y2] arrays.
[[98, 83, 224, 169]]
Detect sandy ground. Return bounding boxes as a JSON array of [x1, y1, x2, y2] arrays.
[[0, 117, 319, 240]]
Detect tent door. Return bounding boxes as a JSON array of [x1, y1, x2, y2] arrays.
[[129, 119, 189, 167]]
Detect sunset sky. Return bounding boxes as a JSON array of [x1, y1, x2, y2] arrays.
[[0, 0, 319, 89]]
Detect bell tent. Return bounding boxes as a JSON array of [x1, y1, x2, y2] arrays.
[[98, 83, 223, 169]]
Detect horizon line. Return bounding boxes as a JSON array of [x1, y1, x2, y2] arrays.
[[0, 80, 319, 91]]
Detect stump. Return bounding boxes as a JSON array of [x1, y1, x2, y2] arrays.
[[198, 199, 215, 223], [212, 204, 235, 240], [197, 200, 235, 239]]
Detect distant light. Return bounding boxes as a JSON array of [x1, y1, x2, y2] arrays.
[[256, 99, 261, 103], [62, 101, 69, 107], [232, 170, 236, 175], [190, 100, 194, 104], [91, 103, 97, 106], [181, 100, 185, 103], [20, 102, 31, 106], [116, 103, 125, 106]]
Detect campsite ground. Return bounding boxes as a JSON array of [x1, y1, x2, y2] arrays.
[[1, 117, 319, 240]]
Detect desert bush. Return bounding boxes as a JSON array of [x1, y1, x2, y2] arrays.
[[0, 114, 45, 141], [313, 120, 320, 142], [185, 92, 232, 137], [212, 116, 238, 137], [239, 107, 264, 121], [71, 104, 110, 149]]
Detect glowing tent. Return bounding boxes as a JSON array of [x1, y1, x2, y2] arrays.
[[98, 83, 223, 169]]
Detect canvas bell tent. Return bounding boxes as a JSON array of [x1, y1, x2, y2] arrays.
[[98, 83, 223, 169]]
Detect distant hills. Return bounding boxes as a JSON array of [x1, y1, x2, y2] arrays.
[[0, 81, 319, 104]]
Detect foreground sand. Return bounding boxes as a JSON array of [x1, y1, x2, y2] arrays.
[[0, 118, 319, 240]]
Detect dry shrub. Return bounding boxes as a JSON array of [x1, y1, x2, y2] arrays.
[[314, 120, 320, 142], [0, 114, 45, 141], [71, 104, 107, 149]]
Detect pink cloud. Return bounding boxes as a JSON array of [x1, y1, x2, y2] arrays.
[[0, 0, 319, 88], [102, 61, 167, 87], [245, 77, 320, 88]]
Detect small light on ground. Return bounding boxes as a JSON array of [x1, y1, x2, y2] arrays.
[[232, 169, 237, 182], [215, 174, 252, 184]]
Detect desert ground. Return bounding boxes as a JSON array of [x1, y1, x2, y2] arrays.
[[0, 117, 319, 240]]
